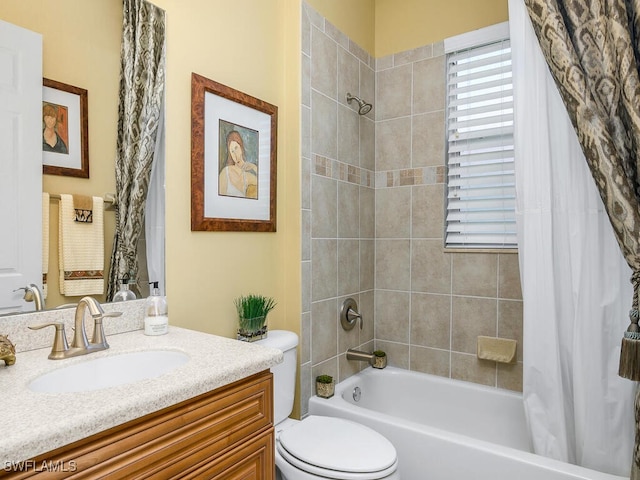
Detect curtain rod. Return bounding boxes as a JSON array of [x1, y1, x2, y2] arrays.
[[48, 193, 117, 207]]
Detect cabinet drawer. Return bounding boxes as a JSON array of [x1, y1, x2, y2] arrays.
[[1, 371, 273, 479]]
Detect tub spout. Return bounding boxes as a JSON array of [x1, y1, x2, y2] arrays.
[[346, 348, 375, 366]]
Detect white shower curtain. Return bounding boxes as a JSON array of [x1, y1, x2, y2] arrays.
[[509, 0, 635, 475]]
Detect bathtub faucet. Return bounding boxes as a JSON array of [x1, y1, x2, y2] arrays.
[[346, 348, 375, 366]]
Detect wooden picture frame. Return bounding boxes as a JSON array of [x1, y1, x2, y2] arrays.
[[42, 78, 89, 178], [191, 73, 277, 232]]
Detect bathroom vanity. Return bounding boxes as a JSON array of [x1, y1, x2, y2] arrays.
[[0, 304, 282, 479]]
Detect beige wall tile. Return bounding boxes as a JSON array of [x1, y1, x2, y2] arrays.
[[452, 253, 498, 297], [302, 209, 311, 261], [339, 351, 363, 381], [376, 187, 411, 238], [311, 174, 337, 238], [300, 362, 311, 417], [498, 299, 523, 362], [338, 104, 360, 166], [360, 186, 375, 238], [412, 184, 444, 239], [375, 340, 410, 369], [302, 53, 311, 107], [498, 362, 523, 392], [410, 345, 450, 377], [311, 239, 337, 301], [411, 239, 451, 294], [451, 352, 496, 387], [413, 56, 445, 114], [301, 311, 311, 364], [338, 294, 361, 353], [311, 299, 338, 364], [376, 239, 411, 291], [311, 26, 337, 99], [375, 290, 410, 343], [360, 239, 375, 292], [412, 111, 445, 167], [360, 289, 375, 343], [311, 91, 337, 158], [375, 117, 412, 171], [376, 63, 412, 120], [338, 240, 360, 296], [338, 181, 359, 238], [360, 63, 376, 121], [302, 105, 311, 160], [411, 293, 451, 349], [499, 253, 523, 299], [302, 261, 311, 313], [360, 116, 375, 171], [451, 296, 497, 354], [338, 46, 360, 110]]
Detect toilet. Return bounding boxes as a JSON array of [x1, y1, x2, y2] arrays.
[[256, 330, 400, 480]]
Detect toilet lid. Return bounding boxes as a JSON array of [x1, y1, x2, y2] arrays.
[[278, 415, 397, 479]]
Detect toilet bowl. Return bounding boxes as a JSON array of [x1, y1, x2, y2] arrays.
[[255, 331, 400, 480]]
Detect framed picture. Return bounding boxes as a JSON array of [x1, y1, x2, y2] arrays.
[[191, 73, 277, 232], [42, 78, 89, 178]]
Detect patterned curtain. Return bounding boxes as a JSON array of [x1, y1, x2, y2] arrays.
[[107, 0, 165, 300], [524, 0, 640, 476]]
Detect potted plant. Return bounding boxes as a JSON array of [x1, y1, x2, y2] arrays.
[[315, 374, 335, 399], [372, 350, 387, 369], [235, 294, 276, 342]]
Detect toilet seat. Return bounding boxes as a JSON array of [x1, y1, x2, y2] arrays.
[[277, 415, 398, 480]]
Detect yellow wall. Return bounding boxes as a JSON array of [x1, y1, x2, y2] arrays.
[[304, 0, 508, 58], [153, 0, 301, 339], [305, 0, 375, 55], [0, 0, 121, 308], [375, 0, 508, 56]]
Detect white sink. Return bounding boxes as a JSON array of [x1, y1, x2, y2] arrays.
[[28, 350, 190, 393]]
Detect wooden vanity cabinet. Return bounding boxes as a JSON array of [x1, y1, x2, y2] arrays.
[[2, 371, 274, 480]]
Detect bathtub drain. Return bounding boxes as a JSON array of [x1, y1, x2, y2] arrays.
[[353, 386, 361, 402]]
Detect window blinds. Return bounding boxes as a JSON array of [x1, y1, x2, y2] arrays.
[[445, 36, 515, 249]]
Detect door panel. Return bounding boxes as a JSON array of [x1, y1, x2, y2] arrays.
[[0, 19, 42, 314]]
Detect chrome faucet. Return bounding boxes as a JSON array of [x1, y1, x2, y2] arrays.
[[14, 284, 45, 311], [29, 296, 122, 360]]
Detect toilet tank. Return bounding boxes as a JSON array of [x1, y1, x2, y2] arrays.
[[255, 330, 298, 424]]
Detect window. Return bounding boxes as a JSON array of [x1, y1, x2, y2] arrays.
[[444, 22, 515, 249]]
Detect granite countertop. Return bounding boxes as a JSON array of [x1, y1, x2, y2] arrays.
[[0, 326, 282, 464]]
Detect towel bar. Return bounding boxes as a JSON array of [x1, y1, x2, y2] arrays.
[[48, 193, 117, 208]]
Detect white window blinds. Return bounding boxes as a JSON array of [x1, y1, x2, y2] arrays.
[[445, 27, 515, 249]]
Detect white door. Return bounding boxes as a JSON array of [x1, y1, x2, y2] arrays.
[[0, 20, 43, 314]]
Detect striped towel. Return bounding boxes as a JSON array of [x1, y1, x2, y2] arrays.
[[58, 194, 104, 296]]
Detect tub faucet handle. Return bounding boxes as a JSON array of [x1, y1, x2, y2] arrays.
[[341, 298, 362, 331]]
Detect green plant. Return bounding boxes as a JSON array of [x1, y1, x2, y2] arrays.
[[235, 294, 276, 331], [373, 350, 386, 357], [316, 374, 333, 384]]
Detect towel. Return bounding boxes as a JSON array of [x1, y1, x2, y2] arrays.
[[42, 192, 50, 299], [477, 336, 517, 363], [58, 194, 104, 296], [73, 194, 93, 223]]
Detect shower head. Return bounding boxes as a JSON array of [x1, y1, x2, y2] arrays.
[[346, 93, 373, 115]]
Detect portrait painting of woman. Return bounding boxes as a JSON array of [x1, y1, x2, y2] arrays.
[[42, 102, 69, 154], [218, 124, 259, 199]]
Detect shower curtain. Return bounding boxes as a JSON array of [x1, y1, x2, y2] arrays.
[[509, 0, 634, 475]]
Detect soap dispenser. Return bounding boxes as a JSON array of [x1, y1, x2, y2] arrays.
[[113, 278, 137, 302], [144, 281, 168, 336]]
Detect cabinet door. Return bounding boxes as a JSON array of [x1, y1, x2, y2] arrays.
[[184, 429, 274, 480]]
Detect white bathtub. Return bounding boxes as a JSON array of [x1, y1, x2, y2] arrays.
[[308, 366, 627, 480]]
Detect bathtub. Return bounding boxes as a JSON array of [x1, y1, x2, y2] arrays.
[[308, 366, 627, 480]]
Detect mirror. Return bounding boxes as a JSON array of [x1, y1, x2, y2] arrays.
[[0, 0, 165, 314]]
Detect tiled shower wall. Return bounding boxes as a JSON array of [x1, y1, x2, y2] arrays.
[[300, 2, 377, 417], [300, 2, 524, 416]]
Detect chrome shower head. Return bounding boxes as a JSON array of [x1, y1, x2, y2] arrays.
[[346, 93, 373, 115]]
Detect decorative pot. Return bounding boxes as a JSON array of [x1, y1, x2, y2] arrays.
[[315, 376, 335, 399], [237, 320, 268, 342], [373, 353, 387, 369]]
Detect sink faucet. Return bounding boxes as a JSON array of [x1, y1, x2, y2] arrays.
[[14, 284, 45, 311], [29, 296, 122, 360]]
